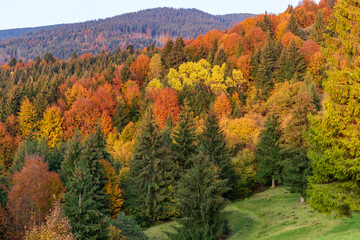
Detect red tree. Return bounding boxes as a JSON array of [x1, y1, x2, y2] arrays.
[[130, 54, 151, 86], [153, 87, 181, 128]]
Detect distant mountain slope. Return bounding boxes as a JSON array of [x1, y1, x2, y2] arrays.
[[0, 8, 254, 64], [0, 24, 63, 40]]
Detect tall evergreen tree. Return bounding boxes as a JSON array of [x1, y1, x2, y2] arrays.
[[197, 43, 207, 60], [258, 13, 274, 37], [306, 0, 360, 216], [62, 128, 111, 240], [169, 37, 187, 69], [286, 13, 301, 37], [161, 39, 174, 69], [60, 130, 82, 185], [282, 87, 316, 203], [255, 34, 276, 98], [235, 39, 245, 57], [277, 39, 306, 81], [172, 104, 197, 177], [310, 10, 326, 44], [213, 47, 227, 66], [0, 165, 8, 207], [255, 113, 283, 188], [200, 111, 235, 198], [207, 38, 218, 65], [128, 109, 174, 224], [167, 153, 228, 240]]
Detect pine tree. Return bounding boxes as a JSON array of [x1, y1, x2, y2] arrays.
[[172, 104, 197, 177], [286, 13, 301, 37], [282, 87, 316, 203], [0, 165, 8, 207], [161, 39, 174, 69], [200, 111, 235, 198], [128, 109, 173, 224], [197, 43, 207, 60], [60, 130, 82, 185], [306, 0, 360, 216], [167, 153, 228, 240], [277, 39, 306, 82], [310, 10, 326, 44], [255, 34, 276, 98], [213, 47, 227, 66], [258, 13, 274, 37], [170, 37, 187, 69], [207, 38, 218, 65], [255, 113, 283, 188], [62, 127, 110, 239], [235, 39, 245, 57]]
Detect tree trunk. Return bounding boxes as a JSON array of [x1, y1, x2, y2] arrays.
[[300, 196, 305, 203], [271, 178, 275, 189]]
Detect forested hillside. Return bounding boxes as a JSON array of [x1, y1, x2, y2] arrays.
[[2, 0, 359, 239], [0, 24, 63, 40], [0, 8, 254, 64]]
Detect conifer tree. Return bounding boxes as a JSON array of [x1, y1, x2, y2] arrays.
[[213, 47, 227, 66], [200, 111, 235, 198], [235, 39, 245, 57], [286, 13, 301, 37], [62, 127, 110, 239], [255, 34, 276, 98], [255, 113, 283, 188], [0, 165, 8, 207], [170, 37, 187, 69], [128, 109, 173, 224], [310, 10, 326, 44], [172, 104, 197, 177], [60, 130, 82, 185], [161, 39, 174, 69], [167, 153, 228, 240], [258, 13, 274, 37], [277, 40, 306, 81], [282, 87, 316, 203], [207, 38, 218, 65], [197, 43, 207, 60], [306, 0, 360, 216]]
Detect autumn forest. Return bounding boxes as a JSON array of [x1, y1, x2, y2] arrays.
[[1, 0, 360, 239]]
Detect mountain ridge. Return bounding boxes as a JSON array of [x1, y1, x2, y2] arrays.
[[0, 7, 255, 64]]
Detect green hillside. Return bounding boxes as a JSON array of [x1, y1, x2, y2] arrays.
[[145, 188, 360, 240]]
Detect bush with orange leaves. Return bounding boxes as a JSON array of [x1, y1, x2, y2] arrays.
[[7, 156, 64, 232], [153, 87, 180, 128], [130, 54, 151, 86], [213, 93, 232, 118]]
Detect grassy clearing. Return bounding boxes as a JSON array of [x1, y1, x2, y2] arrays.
[[145, 187, 360, 240]]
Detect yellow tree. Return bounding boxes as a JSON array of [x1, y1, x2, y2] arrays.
[[39, 106, 64, 148], [18, 97, 38, 139]]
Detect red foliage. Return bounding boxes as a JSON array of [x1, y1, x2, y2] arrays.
[[236, 55, 252, 80], [153, 87, 181, 128], [301, 39, 320, 63], [243, 27, 267, 52], [0, 122, 18, 170], [63, 98, 101, 137], [7, 156, 64, 231], [91, 85, 117, 116], [130, 54, 151, 86], [295, 0, 319, 28]]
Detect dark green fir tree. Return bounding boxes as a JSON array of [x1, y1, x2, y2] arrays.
[[310, 9, 326, 44], [207, 38, 218, 65], [167, 152, 229, 240], [170, 37, 187, 69], [200, 111, 235, 198], [255, 113, 283, 188], [161, 39, 174, 69], [213, 47, 227, 66], [127, 109, 174, 225], [286, 13, 302, 37]]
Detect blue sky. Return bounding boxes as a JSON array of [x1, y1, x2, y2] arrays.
[[0, 0, 321, 30]]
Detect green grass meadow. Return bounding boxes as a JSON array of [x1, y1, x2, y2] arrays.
[[145, 187, 360, 240]]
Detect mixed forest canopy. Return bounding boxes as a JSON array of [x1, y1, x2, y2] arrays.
[[2, 0, 360, 239], [0, 8, 254, 65]]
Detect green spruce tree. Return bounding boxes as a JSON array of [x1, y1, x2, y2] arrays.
[[306, 0, 360, 216], [200, 111, 235, 198], [161, 39, 174, 69], [213, 47, 227, 66], [310, 9, 326, 44], [255, 113, 283, 188], [170, 37, 187, 69], [62, 127, 111, 239], [172, 104, 197, 177], [286, 13, 302, 37], [207, 38, 218, 66], [167, 152, 228, 240], [128, 109, 174, 224]]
